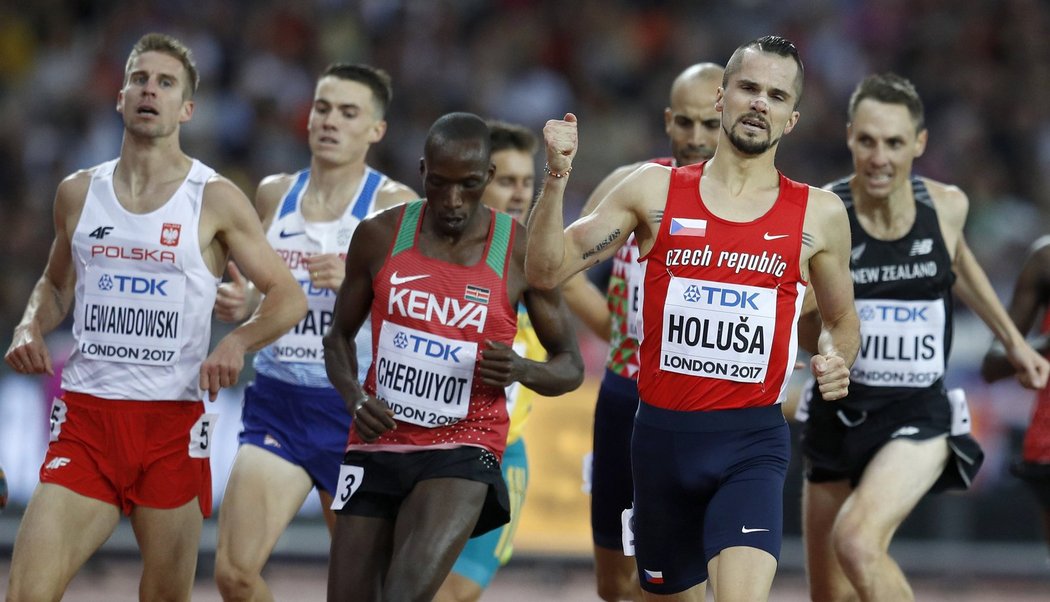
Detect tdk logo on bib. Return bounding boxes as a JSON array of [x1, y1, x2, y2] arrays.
[[98, 273, 169, 296], [394, 330, 465, 362], [683, 284, 760, 310], [859, 304, 928, 322]]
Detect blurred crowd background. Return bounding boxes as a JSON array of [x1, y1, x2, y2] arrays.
[[1, 0, 1049, 564]]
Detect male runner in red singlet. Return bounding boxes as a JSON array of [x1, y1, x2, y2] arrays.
[[578, 62, 724, 602], [3, 33, 306, 601], [526, 36, 860, 601], [322, 112, 583, 601], [981, 235, 1050, 556]]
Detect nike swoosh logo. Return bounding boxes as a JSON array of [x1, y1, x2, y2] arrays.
[[763, 233, 789, 240], [741, 526, 770, 534], [279, 229, 306, 238], [390, 272, 430, 285]]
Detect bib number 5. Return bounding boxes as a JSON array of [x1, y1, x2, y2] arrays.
[[188, 413, 219, 458]]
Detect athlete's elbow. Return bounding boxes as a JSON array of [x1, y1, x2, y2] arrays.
[[524, 260, 561, 291], [285, 287, 309, 325]]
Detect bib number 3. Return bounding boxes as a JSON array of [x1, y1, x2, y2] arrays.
[[330, 465, 365, 511], [188, 413, 219, 458]]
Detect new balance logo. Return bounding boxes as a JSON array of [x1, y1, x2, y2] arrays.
[[741, 526, 769, 533], [909, 238, 933, 256], [45, 457, 71, 470]]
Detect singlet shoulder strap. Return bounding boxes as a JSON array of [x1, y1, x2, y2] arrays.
[[485, 211, 514, 277], [277, 169, 310, 220], [350, 169, 384, 221], [670, 162, 703, 191], [911, 176, 935, 210], [391, 200, 424, 257]]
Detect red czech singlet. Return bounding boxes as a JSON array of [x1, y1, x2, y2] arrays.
[[638, 162, 809, 411], [350, 201, 519, 458]]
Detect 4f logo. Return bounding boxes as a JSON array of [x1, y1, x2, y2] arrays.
[[89, 226, 114, 239], [161, 223, 181, 246], [45, 457, 71, 470]]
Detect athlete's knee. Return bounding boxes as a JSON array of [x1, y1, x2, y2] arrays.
[[806, 577, 859, 602], [214, 556, 261, 602], [594, 569, 642, 602], [6, 576, 64, 602], [139, 579, 194, 602], [831, 522, 880, 576]]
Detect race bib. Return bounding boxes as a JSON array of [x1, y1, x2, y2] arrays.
[[851, 299, 945, 388], [188, 412, 219, 458], [330, 464, 365, 510], [622, 506, 636, 556], [79, 265, 185, 366], [948, 388, 971, 436], [625, 241, 644, 340], [659, 277, 776, 383], [274, 283, 335, 364], [49, 398, 67, 442], [581, 451, 593, 494], [374, 321, 477, 427]]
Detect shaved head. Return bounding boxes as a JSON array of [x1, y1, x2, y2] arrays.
[[670, 62, 724, 101]]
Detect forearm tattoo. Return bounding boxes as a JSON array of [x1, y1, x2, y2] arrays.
[[582, 229, 621, 260], [802, 231, 815, 248]]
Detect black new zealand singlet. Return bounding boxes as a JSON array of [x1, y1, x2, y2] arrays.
[[827, 177, 955, 411]]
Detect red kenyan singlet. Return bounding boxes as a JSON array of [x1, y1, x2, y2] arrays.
[[351, 201, 519, 458], [638, 162, 809, 411]]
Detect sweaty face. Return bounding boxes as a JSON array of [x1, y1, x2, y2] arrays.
[[665, 78, 721, 166], [847, 98, 926, 201], [718, 49, 800, 157], [117, 51, 193, 139], [422, 140, 493, 236], [308, 77, 383, 166], [480, 149, 535, 224]]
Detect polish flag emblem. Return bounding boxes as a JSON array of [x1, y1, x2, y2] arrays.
[[161, 223, 181, 246]]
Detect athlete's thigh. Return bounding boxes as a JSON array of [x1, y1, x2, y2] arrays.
[[131, 497, 204, 600], [591, 376, 638, 550], [329, 512, 394, 602], [216, 445, 315, 572], [843, 436, 950, 537], [448, 441, 528, 590], [8, 483, 121, 599], [386, 478, 488, 600], [802, 479, 854, 597], [707, 545, 777, 601], [802, 479, 851, 556]]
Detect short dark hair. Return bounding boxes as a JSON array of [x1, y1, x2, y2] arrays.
[[125, 33, 199, 99], [724, 35, 804, 107], [320, 63, 393, 118], [486, 120, 537, 155], [425, 112, 491, 160], [848, 73, 925, 132]]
